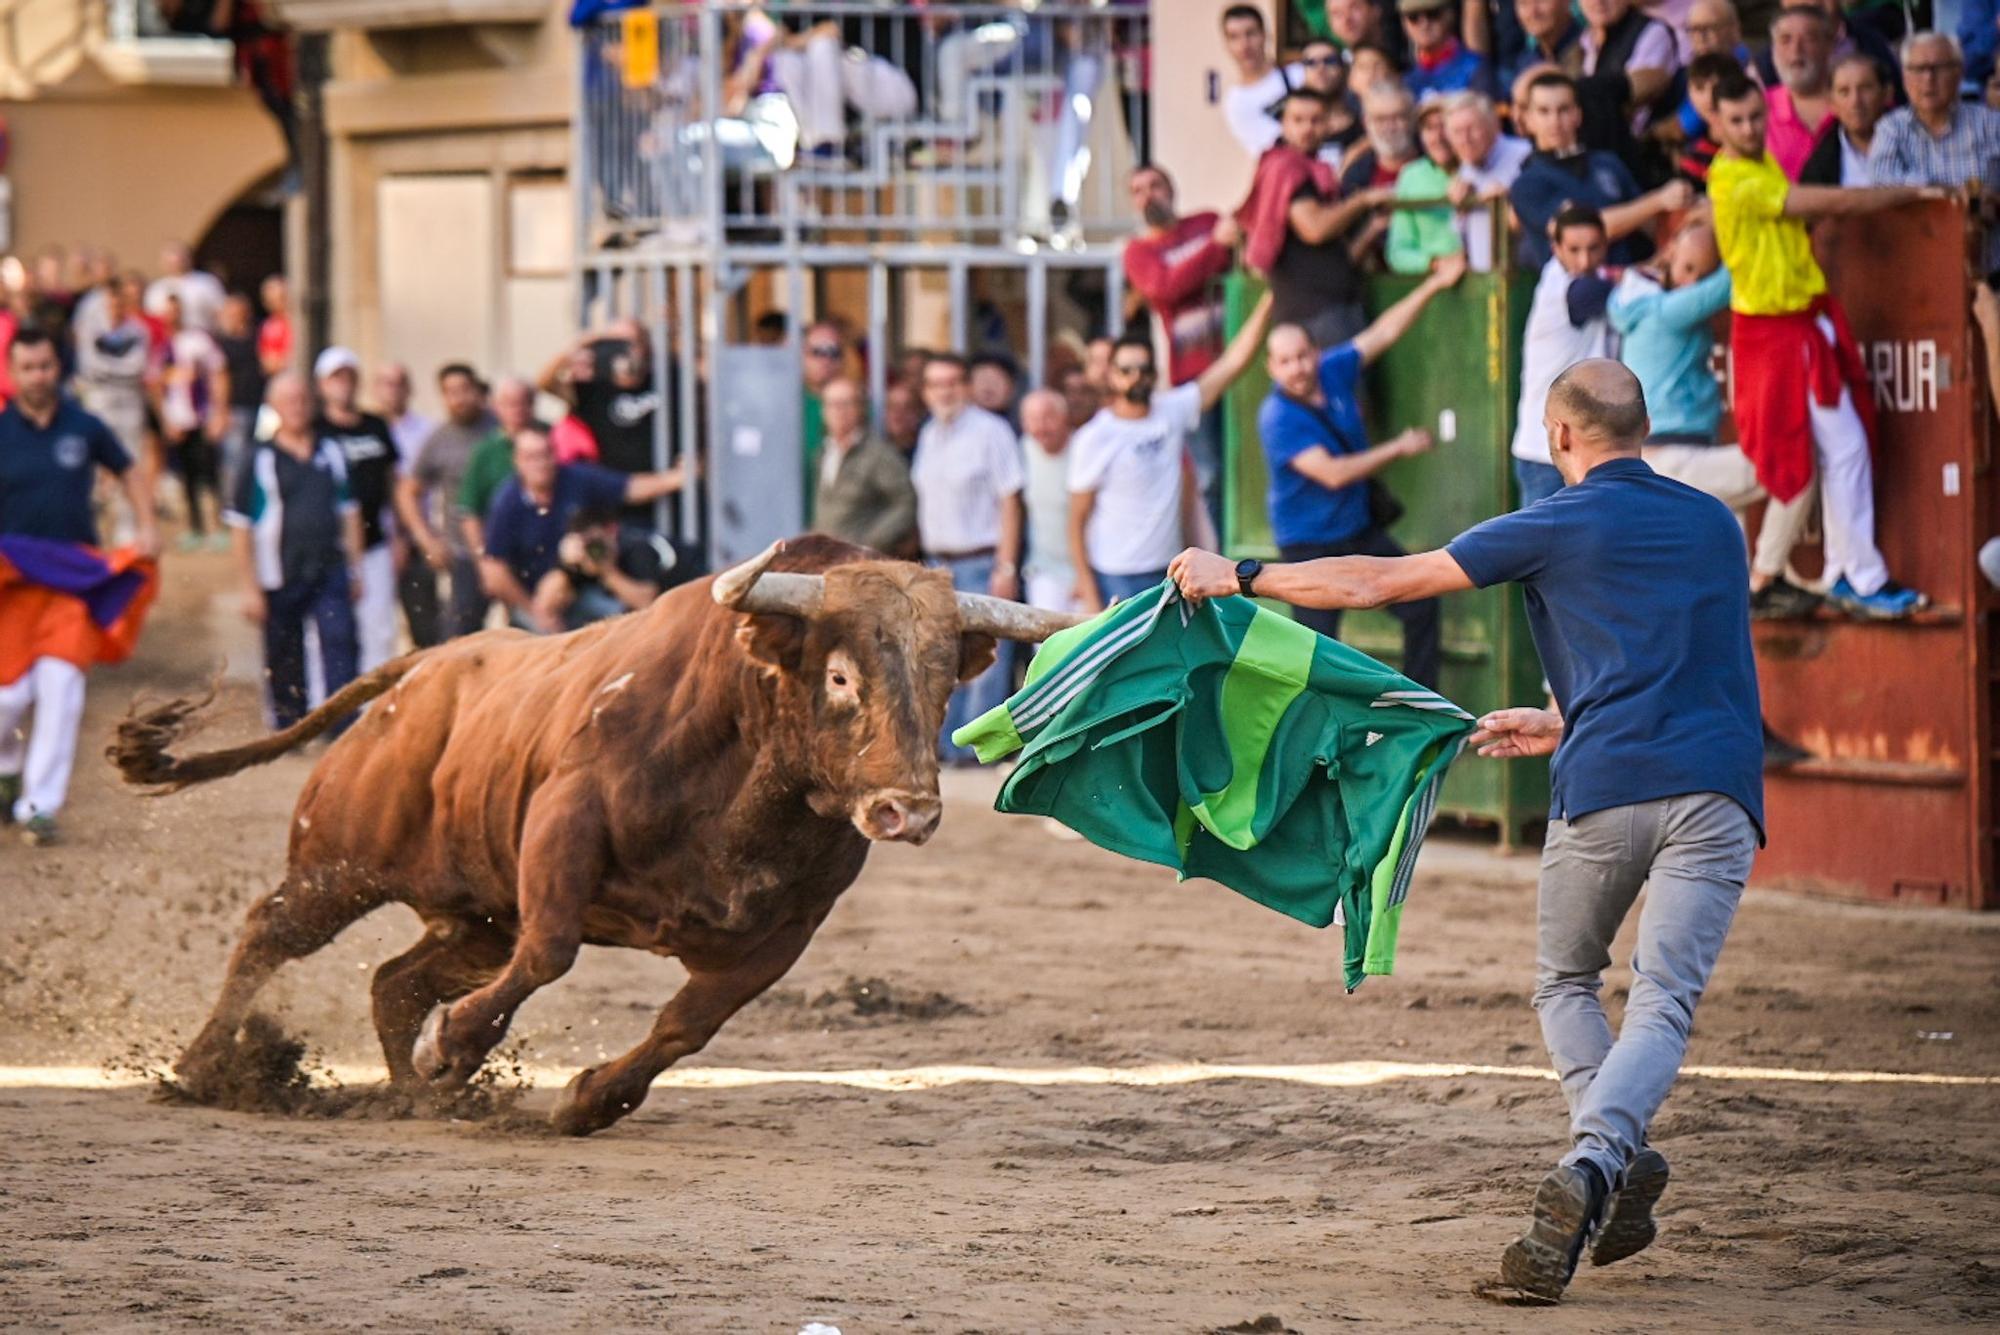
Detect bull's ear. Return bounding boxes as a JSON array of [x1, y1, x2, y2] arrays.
[[956, 632, 997, 684], [736, 613, 806, 674]]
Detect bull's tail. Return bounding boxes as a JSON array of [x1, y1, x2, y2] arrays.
[[110, 651, 427, 793]]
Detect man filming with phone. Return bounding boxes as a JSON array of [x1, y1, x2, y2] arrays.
[[1254, 252, 1467, 687]]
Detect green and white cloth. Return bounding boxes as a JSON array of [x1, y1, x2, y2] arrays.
[[955, 582, 1473, 991]]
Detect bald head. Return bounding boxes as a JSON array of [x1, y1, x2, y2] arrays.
[[266, 370, 312, 436], [1265, 322, 1322, 399], [821, 375, 864, 440], [1688, 0, 1741, 55], [1547, 359, 1649, 460], [491, 375, 535, 432], [1021, 388, 1068, 451]]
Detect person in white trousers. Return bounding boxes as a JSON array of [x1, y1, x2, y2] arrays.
[[1708, 70, 1935, 619], [0, 330, 160, 844]]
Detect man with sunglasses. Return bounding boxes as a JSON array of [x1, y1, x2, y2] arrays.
[[800, 319, 848, 499], [1401, 0, 1496, 101], [1066, 293, 1272, 613], [1299, 38, 1365, 156]]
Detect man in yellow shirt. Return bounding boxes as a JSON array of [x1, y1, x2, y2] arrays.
[[1708, 70, 1941, 619]]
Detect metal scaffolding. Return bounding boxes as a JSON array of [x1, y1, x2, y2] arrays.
[[573, 2, 1147, 560]]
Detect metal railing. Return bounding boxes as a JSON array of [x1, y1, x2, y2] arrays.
[[106, 0, 178, 40], [578, 1, 1149, 257]]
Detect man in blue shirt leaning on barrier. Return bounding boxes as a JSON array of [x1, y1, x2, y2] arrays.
[[1169, 358, 1763, 1303], [1258, 251, 1466, 689]]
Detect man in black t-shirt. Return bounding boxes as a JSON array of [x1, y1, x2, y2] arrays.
[[1267, 90, 1391, 350], [538, 319, 677, 530], [312, 346, 400, 669], [215, 293, 265, 494]]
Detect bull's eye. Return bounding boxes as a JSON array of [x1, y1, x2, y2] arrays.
[[825, 653, 860, 700]]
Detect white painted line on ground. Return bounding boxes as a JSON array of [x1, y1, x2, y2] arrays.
[[0, 1060, 1993, 1093]]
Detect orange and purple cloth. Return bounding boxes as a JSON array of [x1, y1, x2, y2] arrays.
[[0, 535, 158, 686]]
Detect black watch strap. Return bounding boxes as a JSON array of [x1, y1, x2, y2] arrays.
[[1235, 558, 1263, 598]]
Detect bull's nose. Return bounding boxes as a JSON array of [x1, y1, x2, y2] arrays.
[[859, 792, 942, 844]]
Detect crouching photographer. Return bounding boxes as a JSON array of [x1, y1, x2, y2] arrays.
[[529, 506, 684, 632]]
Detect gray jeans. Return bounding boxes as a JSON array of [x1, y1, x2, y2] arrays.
[[1535, 792, 1757, 1186]]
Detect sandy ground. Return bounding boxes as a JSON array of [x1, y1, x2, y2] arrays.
[[2, 550, 1998, 1333]]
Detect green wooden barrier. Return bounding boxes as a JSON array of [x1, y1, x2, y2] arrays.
[[1220, 269, 1550, 848]]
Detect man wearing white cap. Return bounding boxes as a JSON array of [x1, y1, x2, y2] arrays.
[[313, 347, 400, 669]]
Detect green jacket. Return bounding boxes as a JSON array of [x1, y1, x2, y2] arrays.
[[812, 431, 918, 555], [458, 430, 515, 530], [1386, 158, 1464, 277], [956, 583, 1472, 990]]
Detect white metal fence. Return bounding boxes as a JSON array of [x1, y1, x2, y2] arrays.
[[578, 1, 1149, 256]]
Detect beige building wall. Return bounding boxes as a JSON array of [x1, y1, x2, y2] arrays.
[[319, 7, 575, 413], [3, 88, 283, 265], [0, 0, 284, 268], [1152, 0, 1275, 218]]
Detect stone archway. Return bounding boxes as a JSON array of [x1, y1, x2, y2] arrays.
[[194, 167, 287, 296]]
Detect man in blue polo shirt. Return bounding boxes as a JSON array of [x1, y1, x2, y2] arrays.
[[1257, 252, 1465, 687], [479, 423, 686, 633], [1170, 358, 1762, 1304], [0, 329, 160, 844]]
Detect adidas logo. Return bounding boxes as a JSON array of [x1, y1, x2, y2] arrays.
[[1365, 731, 1384, 747]]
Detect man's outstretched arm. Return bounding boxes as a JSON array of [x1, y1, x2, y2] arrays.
[[1193, 290, 1275, 411], [1168, 546, 1473, 610], [1784, 181, 1947, 219], [1351, 253, 1466, 366]]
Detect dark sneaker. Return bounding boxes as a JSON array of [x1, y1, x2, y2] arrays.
[[1827, 577, 1928, 620], [0, 774, 18, 823], [1500, 1164, 1606, 1303], [20, 813, 59, 847], [1591, 1147, 1670, 1267], [1762, 722, 1812, 770], [1750, 578, 1823, 620]]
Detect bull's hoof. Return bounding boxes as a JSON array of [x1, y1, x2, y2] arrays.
[[410, 1005, 478, 1090], [171, 1050, 225, 1105], [548, 1068, 620, 1137]]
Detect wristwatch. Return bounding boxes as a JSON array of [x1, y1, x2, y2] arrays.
[[1235, 558, 1263, 599]]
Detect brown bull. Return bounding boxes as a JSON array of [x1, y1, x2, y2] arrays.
[[112, 536, 1076, 1135]]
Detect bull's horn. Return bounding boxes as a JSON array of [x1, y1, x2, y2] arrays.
[[955, 591, 1087, 643], [711, 541, 783, 607], [712, 535, 820, 615], [713, 542, 826, 617], [729, 572, 826, 617]]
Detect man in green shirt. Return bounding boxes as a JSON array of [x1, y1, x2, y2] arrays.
[[455, 376, 545, 555]]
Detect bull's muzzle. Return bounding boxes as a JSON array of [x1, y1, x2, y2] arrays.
[[855, 789, 942, 845]]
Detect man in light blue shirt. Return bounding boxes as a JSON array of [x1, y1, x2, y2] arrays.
[[1609, 221, 1816, 619]]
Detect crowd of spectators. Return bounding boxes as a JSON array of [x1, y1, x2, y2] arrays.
[[0, 240, 705, 735], [764, 0, 1993, 752], [13, 1, 2000, 772], [1187, 0, 1997, 635]]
